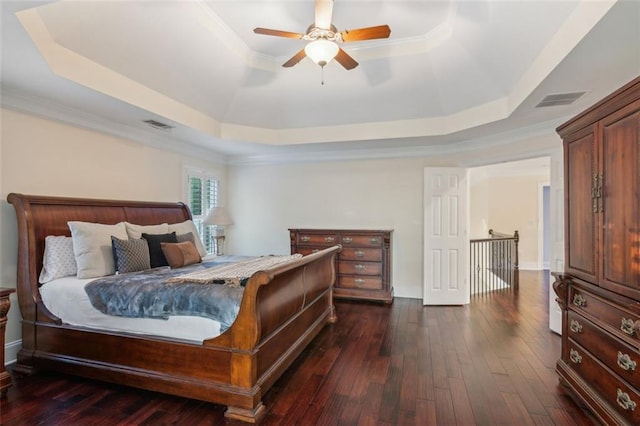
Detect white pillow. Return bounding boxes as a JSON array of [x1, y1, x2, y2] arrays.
[[124, 222, 169, 239], [68, 221, 128, 278], [168, 220, 207, 257], [39, 236, 77, 284]]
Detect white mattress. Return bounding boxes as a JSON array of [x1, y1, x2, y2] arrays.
[[40, 275, 221, 343]]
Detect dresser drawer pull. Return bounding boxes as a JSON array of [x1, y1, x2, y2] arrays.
[[354, 264, 365, 271], [369, 237, 380, 244], [301, 236, 310, 242], [354, 278, 365, 287], [569, 349, 582, 364], [616, 389, 637, 411], [569, 320, 582, 333], [617, 352, 637, 372], [572, 294, 586, 307], [355, 250, 365, 257], [324, 236, 335, 243], [621, 318, 636, 336], [342, 237, 353, 244]]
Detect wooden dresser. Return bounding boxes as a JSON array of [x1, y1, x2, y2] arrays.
[[289, 229, 393, 303], [553, 76, 640, 425]]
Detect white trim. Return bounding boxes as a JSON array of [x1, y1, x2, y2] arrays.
[[519, 261, 541, 271], [538, 180, 551, 270], [4, 339, 21, 366]]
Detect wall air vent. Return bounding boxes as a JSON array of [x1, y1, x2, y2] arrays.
[[536, 92, 586, 108], [143, 119, 174, 131]]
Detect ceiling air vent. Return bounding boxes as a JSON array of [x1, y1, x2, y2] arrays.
[[143, 119, 174, 131], [536, 92, 586, 108]]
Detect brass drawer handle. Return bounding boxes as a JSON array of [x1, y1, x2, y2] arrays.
[[301, 236, 310, 242], [569, 349, 582, 364], [324, 236, 335, 243], [616, 389, 637, 411], [570, 320, 582, 333], [617, 352, 637, 372], [342, 237, 353, 244], [573, 294, 587, 308], [354, 278, 365, 287], [621, 318, 636, 336], [355, 250, 365, 257], [369, 237, 379, 244], [354, 264, 365, 271]]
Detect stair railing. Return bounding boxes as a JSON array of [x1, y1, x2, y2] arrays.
[[469, 229, 519, 295]]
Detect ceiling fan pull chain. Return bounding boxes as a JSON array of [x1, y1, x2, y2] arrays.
[[321, 66, 325, 86]]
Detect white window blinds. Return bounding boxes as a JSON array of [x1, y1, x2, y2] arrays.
[[187, 171, 219, 254]]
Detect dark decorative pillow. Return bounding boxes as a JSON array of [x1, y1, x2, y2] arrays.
[[142, 232, 177, 268], [160, 241, 202, 268], [111, 236, 151, 273]]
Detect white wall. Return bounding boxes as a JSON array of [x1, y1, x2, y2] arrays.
[[1, 108, 226, 363], [228, 159, 425, 298]]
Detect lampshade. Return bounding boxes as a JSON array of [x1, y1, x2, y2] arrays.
[[203, 206, 233, 226], [304, 39, 339, 67]]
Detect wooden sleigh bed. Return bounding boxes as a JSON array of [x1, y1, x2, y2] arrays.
[[7, 193, 340, 423]]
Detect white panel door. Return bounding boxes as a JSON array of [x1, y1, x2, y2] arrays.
[[423, 167, 469, 305], [549, 148, 565, 334]]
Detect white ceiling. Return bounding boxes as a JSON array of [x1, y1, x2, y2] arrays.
[[1, 1, 639, 165]]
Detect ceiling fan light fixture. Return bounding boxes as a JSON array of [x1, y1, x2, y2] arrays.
[[304, 39, 339, 67]]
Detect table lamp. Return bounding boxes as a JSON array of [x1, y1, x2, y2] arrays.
[[203, 206, 233, 255]]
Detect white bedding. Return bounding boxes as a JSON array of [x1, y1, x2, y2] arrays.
[[40, 275, 221, 343]]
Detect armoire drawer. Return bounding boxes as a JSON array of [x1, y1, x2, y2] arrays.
[[568, 311, 640, 389], [569, 286, 640, 345], [567, 340, 640, 424]]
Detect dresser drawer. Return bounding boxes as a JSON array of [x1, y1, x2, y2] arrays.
[[568, 311, 640, 389], [340, 248, 382, 262], [338, 261, 382, 276], [293, 247, 322, 256], [569, 286, 640, 345], [296, 233, 339, 246], [340, 234, 383, 247], [567, 340, 640, 424], [338, 276, 383, 290]]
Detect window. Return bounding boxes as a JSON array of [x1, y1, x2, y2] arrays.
[[186, 169, 219, 254]]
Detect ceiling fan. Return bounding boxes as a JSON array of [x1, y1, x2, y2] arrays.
[[253, 0, 391, 70]]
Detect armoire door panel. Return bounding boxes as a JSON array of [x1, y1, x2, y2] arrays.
[[565, 129, 598, 282], [600, 105, 640, 299]]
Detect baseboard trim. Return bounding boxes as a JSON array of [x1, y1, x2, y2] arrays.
[[4, 339, 22, 366]]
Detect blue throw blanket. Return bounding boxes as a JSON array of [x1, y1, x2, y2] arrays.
[[85, 258, 249, 333]]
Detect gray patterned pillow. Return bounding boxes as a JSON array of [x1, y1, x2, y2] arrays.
[[176, 232, 195, 244], [111, 236, 151, 273], [39, 236, 77, 283]]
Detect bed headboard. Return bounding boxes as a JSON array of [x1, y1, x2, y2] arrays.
[[7, 193, 192, 321]]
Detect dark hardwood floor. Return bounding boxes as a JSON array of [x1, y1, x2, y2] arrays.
[[1, 271, 595, 425]]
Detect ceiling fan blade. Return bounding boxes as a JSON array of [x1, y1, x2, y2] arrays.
[[282, 49, 307, 68], [253, 28, 304, 39], [314, 0, 334, 30], [334, 48, 358, 70], [341, 25, 391, 42]]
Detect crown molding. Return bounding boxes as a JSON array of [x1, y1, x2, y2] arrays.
[[1, 86, 228, 165]]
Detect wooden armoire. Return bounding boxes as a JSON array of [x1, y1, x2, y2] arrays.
[[553, 75, 640, 425]]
